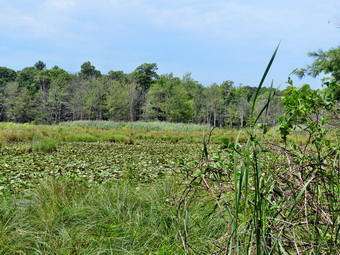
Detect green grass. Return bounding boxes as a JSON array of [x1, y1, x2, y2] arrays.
[[0, 177, 224, 254], [31, 137, 59, 153], [59, 120, 212, 132]]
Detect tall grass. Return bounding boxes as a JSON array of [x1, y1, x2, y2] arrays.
[[31, 137, 59, 153], [0, 122, 223, 145], [59, 120, 212, 132], [0, 177, 225, 254]]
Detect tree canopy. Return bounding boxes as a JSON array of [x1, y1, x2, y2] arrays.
[[0, 46, 337, 125]]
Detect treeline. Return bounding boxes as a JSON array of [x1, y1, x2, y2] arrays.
[[0, 60, 285, 127]]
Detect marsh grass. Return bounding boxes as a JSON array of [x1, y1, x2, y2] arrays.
[[0, 122, 239, 146], [31, 137, 59, 153], [0, 177, 225, 254], [60, 120, 211, 133]]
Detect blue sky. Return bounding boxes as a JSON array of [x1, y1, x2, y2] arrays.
[[0, 0, 339, 89]]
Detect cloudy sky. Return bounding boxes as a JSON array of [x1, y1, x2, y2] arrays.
[[0, 0, 339, 88]]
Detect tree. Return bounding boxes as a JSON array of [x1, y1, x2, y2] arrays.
[[130, 63, 159, 120], [0, 67, 17, 120], [106, 79, 135, 121], [3, 82, 36, 122], [181, 73, 205, 123], [144, 73, 193, 122], [144, 73, 177, 121], [133, 63, 159, 91], [46, 80, 68, 123], [80, 61, 101, 78], [168, 85, 193, 123], [107, 70, 128, 83], [294, 46, 340, 100], [203, 84, 224, 126], [15, 67, 40, 94], [34, 60, 46, 70], [0, 67, 17, 87], [83, 78, 107, 120]]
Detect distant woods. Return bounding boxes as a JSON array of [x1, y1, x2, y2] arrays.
[[0, 46, 338, 127]]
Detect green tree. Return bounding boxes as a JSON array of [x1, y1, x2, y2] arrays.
[[0, 67, 17, 87], [144, 73, 177, 121], [0, 67, 17, 120], [46, 80, 68, 123], [16, 67, 39, 94], [106, 79, 135, 121], [130, 63, 159, 120], [80, 61, 101, 78], [133, 63, 158, 91], [294, 46, 340, 100], [182, 73, 205, 123], [107, 70, 128, 83], [203, 84, 224, 126], [83, 78, 107, 120], [3, 82, 36, 122], [144, 73, 193, 122], [34, 68, 71, 123], [34, 60, 47, 70]]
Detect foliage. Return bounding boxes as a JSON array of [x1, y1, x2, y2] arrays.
[[133, 63, 159, 91], [294, 46, 340, 100], [278, 84, 336, 143], [0, 60, 287, 126], [79, 61, 101, 78], [34, 60, 47, 70], [144, 73, 194, 122], [0, 67, 16, 87]]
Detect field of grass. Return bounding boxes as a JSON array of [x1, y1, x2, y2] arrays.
[[0, 121, 339, 254]]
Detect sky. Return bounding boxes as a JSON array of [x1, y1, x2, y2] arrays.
[[0, 0, 339, 89]]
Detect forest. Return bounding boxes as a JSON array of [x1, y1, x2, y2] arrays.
[[1, 47, 339, 128], [0, 58, 289, 127]]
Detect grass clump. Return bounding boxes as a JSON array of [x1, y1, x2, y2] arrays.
[[31, 138, 59, 153], [66, 134, 97, 142]]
